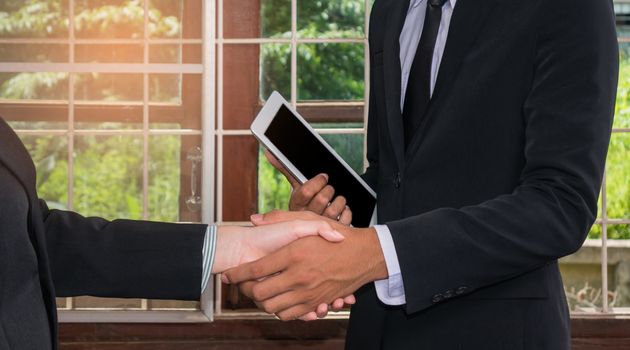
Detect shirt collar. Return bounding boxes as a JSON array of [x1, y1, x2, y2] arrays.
[[410, 0, 456, 9]]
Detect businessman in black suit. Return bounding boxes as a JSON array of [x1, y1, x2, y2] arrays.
[[225, 0, 619, 349], [0, 116, 352, 349]]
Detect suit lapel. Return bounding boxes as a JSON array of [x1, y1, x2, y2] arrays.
[[405, 0, 494, 159], [382, 0, 410, 172]]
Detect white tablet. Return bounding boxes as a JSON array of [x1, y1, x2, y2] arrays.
[[251, 91, 376, 227]]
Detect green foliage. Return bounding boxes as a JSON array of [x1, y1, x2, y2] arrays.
[[258, 1, 367, 213], [0, 0, 67, 38], [260, 0, 365, 100], [21, 133, 181, 222], [1, 1, 184, 222], [0, 0, 181, 102], [258, 149, 291, 214], [587, 59, 630, 240], [0, 72, 68, 100]]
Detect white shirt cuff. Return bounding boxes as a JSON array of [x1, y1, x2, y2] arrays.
[[373, 225, 406, 305], [200, 225, 217, 294]]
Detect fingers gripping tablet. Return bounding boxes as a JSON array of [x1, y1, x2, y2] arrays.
[[251, 91, 377, 227]]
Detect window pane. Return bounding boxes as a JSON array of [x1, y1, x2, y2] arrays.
[[297, 43, 364, 101], [0, 44, 68, 63], [75, 0, 144, 39], [149, 73, 181, 104], [261, 0, 291, 38], [608, 226, 630, 308], [616, 2, 630, 37], [260, 44, 291, 102], [149, 74, 201, 129], [616, 45, 630, 129], [19, 134, 69, 209], [258, 147, 291, 214], [0, 72, 69, 101], [149, 44, 201, 64], [559, 236, 604, 312], [224, 0, 290, 38], [75, 44, 143, 63], [223, 44, 290, 130], [148, 135, 202, 223], [75, 120, 142, 130], [74, 73, 143, 102], [149, 0, 200, 39], [223, 135, 258, 221], [606, 133, 630, 221], [297, 0, 365, 38], [148, 135, 180, 222], [73, 135, 144, 220], [320, 132, 365, 174], [8, 120, 68, 131], [0, 0, 69, 38]]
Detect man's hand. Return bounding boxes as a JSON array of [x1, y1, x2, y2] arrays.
[[265, 150, 352, 224], [224, 214, 388, 321], [250, 210, 357, 320]]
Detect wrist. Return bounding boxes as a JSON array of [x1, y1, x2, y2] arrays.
[[344, 227, 388, 285], [364, 227, 389, 282], [212, 226, 242, 274]]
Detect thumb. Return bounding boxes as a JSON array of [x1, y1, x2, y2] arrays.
[[264, 150, 301, 189]]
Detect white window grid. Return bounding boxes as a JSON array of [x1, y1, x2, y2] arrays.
[[2, 0, 214, 322], [0, 0, 627, 321], [212, 0, 372, 317]]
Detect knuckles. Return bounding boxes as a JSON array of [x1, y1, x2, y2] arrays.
[[314, 193, 330, 208], [299, 187, 316, 201], [248, 263, 267, 279], [251, 283, 267, 302]]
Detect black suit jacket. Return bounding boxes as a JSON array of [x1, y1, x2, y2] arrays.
[[0, 118, 206, 350], [352, 0, 618, 349]]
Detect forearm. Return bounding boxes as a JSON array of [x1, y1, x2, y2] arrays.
[[388, 179, 598, 313], [42, 205, 206, 300]]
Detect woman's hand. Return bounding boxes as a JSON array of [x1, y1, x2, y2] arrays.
[[212, 219, 344, 274]]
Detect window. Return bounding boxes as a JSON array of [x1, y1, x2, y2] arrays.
[[215, 0, 368, 314], [0, 0, 213, 321]]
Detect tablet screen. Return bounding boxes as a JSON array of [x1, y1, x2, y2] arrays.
[[264, 105, 376, 227]]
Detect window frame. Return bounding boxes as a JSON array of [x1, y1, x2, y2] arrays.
[[0, 0, 216, 322]]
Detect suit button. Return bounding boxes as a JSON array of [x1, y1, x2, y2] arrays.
[[431, 293, 443, 303], [443, 289, 454, 299], [455, 286, 469, 296], [393, 172, 401, 189]]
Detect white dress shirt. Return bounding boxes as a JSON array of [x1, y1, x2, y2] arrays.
[[373, 0, 457, 305]]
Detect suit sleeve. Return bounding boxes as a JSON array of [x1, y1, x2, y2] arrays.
[[387, 0, 618, 313], [39, 200, 206, 300]]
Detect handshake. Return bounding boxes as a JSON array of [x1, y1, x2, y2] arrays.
[[213, 151, 388, 321]]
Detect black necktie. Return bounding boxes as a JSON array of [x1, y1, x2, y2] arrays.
[[402, 0, 447, 148]]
